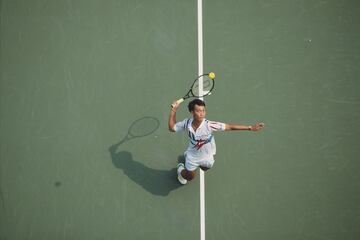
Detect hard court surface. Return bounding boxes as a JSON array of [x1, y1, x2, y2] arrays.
[[1, 1, 360, 239]]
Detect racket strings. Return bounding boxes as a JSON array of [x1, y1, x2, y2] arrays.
[[202, 77, 213, 91], [192, 76, 214, 97]]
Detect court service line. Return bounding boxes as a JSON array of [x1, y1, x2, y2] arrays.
[[197, 0, 205, 240]]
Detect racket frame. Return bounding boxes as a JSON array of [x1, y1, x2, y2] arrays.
[[173, 73, 215, 107]]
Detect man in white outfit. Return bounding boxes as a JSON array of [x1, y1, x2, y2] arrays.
[[168, 99, 265, 184]]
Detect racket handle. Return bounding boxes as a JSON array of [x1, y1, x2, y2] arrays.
[[176, 98, 184, 104], [171, 98, 184, 108]]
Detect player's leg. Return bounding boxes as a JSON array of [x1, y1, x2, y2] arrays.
[[177, 157, 198, 184], [181, 168, 196, 180], [177, 163, 195, 184], [184, 157, 198, 181]]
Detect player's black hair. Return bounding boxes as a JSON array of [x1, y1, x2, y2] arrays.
[[188, 99, 206, 112]]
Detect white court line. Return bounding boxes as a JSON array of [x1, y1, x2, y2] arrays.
[[197, 1, 205, 240]]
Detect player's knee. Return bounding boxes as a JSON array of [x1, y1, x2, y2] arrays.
[[182, 170, 196, 181]]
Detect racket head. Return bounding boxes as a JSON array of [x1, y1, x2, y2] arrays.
[[128, 116, 160, 138], [190, 73, 215, 98]]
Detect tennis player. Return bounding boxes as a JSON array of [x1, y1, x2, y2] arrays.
[[169, 99, 265, 184]]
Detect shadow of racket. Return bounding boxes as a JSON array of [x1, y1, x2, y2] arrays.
[[111, 116, 160, 148]]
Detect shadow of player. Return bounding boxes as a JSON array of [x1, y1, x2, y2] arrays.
[[108, 116, 182, 196]]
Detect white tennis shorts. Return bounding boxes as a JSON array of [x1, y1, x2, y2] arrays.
[[185, 154, 215, 171]]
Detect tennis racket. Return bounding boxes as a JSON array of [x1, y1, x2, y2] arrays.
[[171, 73, 215, 108]]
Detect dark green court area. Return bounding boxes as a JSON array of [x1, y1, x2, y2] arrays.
[[1, 1, 360, 239]]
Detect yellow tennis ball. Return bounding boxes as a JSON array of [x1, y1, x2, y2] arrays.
[[209, 72, 215, 79]]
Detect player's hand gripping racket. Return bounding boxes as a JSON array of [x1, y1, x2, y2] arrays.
[[171, 72, 215, 108]]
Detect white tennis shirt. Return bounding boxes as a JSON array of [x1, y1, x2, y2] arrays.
[[174, 118, 226, 161]]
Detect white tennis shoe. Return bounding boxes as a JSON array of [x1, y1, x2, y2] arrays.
[[177, 163, 187, 185]]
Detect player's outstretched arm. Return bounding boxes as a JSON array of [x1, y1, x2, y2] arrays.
[[168, 100, 181, 132], [225, 122, 265, 131]]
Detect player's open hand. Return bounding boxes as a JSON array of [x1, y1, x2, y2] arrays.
[[251, 122, 265, 131]]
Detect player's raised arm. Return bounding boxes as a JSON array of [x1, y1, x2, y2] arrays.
[[225, 122, 265, 131], [168, 100, 181, 132]]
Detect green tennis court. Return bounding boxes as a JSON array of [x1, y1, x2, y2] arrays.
[[1, 1, 360, 239]]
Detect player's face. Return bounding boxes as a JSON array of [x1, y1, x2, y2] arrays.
[[192, 104, 206, 121]]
